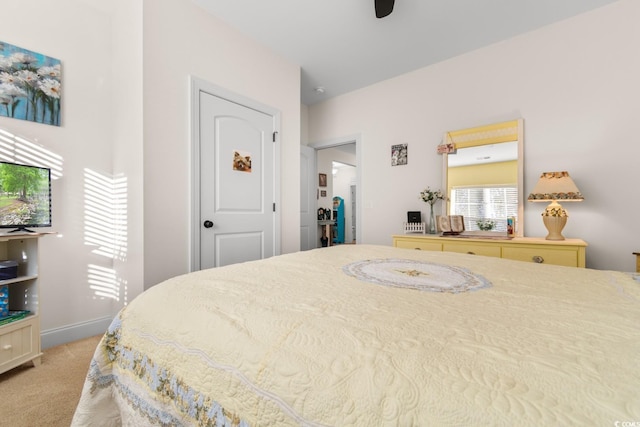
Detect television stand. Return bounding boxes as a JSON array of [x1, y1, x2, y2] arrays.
[[0, 233, 48, 374]]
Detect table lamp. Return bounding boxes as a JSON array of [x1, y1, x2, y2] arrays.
[[527, 171, 583, 240]]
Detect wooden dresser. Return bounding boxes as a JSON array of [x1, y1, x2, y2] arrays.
[[392, 235, 587, 268]]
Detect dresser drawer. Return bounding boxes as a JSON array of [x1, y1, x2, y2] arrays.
[[392, 235, 587, 268], [443, 242, 501, 258], [502, 247, 579, 267], [0, 321, 34, 366], [394, 238, 442, 251]]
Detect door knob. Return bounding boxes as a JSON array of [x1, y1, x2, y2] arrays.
[[203, 220, 214, 228]]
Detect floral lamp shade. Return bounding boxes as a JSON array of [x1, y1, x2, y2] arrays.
[[528, 171, 583, 240]]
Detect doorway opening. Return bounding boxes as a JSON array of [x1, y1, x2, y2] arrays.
[[309, 134, 361, 248], [331, 160, 356, 244]]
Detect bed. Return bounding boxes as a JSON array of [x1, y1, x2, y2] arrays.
[[71, 244, 640, 426]]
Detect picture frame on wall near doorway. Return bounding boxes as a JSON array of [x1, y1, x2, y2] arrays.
[[319, 173, 327, 187]]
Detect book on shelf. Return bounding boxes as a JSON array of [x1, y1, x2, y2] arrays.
[[0, 310, 30, 326]]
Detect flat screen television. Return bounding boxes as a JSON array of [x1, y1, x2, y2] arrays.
[[0, 161, 51, 233]]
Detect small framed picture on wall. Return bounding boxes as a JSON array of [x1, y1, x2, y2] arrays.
[[391, 143, 408, 166], [319, 173, 327, 187]]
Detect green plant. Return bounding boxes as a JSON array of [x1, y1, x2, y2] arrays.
[[476, 219, 496, 231]]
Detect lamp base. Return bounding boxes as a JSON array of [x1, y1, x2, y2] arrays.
[[542, 215, 567, 240]]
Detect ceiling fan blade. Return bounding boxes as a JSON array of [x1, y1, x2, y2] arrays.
[[375, 0, 395, 18]]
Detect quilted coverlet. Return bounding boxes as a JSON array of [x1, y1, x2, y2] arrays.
[[72, 244, 640, 426]]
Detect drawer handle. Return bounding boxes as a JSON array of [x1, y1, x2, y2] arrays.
[[414, 248, 422, 250], [467, 251, 476, 255], [532, 255, 544, 264], [2, 344, 12, 351]]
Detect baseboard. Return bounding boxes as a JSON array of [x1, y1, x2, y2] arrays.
[[41, 315, 114, 349]]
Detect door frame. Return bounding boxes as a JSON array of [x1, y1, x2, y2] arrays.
[[190, 76, 281, 272], [299, 144, 317, 251], [309, 134, 362, 244]]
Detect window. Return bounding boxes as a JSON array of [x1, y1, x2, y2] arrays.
[[450, 185, 517, 232]]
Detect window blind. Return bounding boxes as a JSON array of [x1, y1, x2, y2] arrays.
[[450, 185, 517, 232]]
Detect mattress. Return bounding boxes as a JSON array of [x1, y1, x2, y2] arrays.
[[71, 244, 640, 426]]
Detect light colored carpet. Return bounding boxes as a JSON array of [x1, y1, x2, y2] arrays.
[[0, 334, 103, 427]]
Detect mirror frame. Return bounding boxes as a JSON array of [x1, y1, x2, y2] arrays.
[[441, 119, 524, 237]]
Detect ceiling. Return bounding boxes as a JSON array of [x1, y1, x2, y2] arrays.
[[192, 0, 620, 105]]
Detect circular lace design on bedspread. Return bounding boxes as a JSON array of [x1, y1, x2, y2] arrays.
[[343, 258, 491, 293]]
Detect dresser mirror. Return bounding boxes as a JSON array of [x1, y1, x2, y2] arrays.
[[441, 119, 524, 237]]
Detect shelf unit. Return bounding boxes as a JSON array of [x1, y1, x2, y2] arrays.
[[0, 233, 45, 375]]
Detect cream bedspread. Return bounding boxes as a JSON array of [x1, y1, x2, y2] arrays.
[[72, 244, 640, 426]]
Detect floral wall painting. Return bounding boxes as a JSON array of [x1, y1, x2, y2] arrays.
[[0, 41, 61, 126], [232, 150, 252, 172], [391, 143, 407, 166]]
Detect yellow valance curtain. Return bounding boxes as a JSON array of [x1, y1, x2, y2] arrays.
[[446, 119, 520, 149]]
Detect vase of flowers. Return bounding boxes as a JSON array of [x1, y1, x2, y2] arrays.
[[419, 187, 445, 234]]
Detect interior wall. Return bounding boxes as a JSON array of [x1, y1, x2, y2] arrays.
[[111, 0, 145, 316], [301, 104, 309, 145], [0, 0, 135, 347], [142, 0, 301, 288], [308, 0, 640, 271]]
